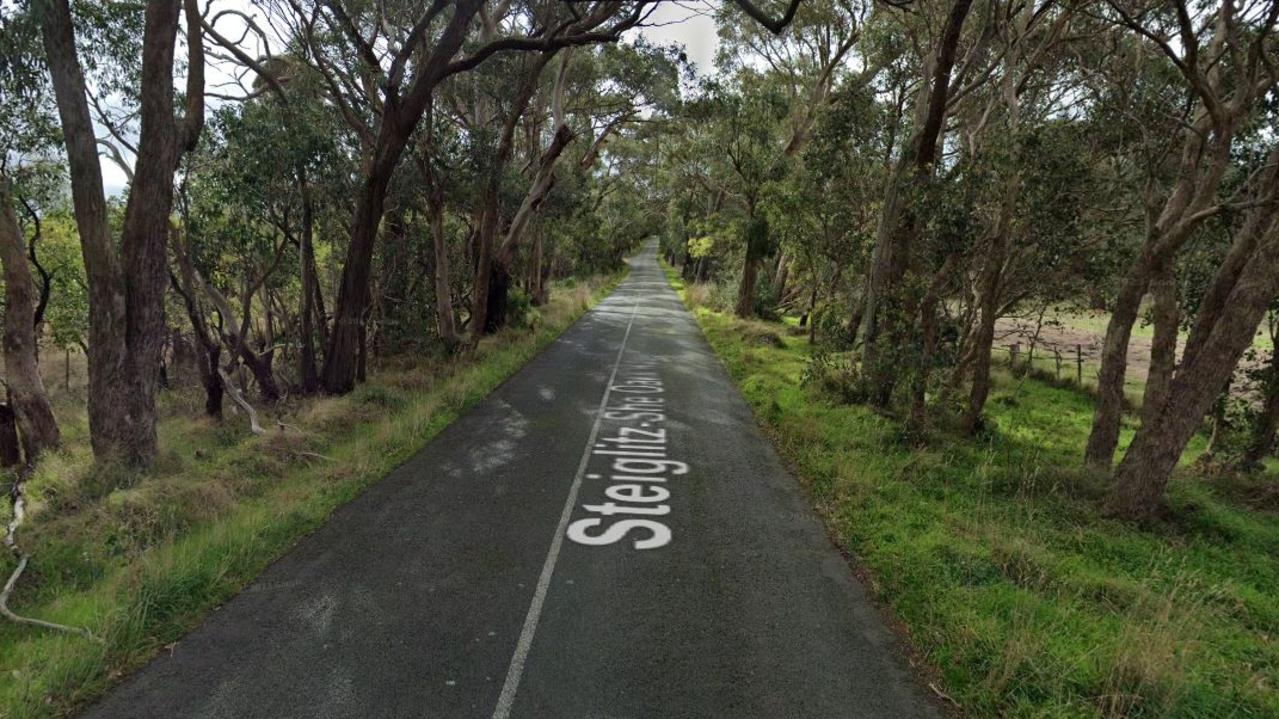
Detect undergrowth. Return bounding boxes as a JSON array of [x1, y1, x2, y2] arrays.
[[0, 273, 621, 718], [662, 259, 1278, 718]]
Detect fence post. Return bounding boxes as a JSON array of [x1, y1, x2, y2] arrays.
[[1010, 342, 1021, 367], [1054, 349, 1062, 379], [1076, 344, 1083, 385]]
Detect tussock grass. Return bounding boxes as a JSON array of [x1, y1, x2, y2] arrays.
[[659, 259, 1279, 718], [0, 272, 622, 718]]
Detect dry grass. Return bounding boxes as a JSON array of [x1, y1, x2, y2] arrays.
[[0, 271, 623, 718]]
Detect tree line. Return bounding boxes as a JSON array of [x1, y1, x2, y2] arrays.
[[0, 1, 814, 486], [2, 0, 1277, 525], [658, 0, 1279, 519]]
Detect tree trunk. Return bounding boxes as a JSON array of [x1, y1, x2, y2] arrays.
[[489, 122, 575, 329], [1083, 258, 1151, 467], [1140, 264, 1178, 426], [962, 274, 1001, 434], [1242, 342, 1279, 467], [0, 178, 60, 462], [356, 311, 368, 384], [242, 351, 281, 404], [322, 156, 391, 393], [735, 213, 765, 318], [488, 120, 570, 327], [529, 230, 544, 303], [297, 172, 320, 393], [427, 184, 459, 353], [1110, 229, 1279, 518], [0, 406, 21, 469], [38, 0, 130, 459], [39, 0, 203, 466], [321, 1, 484, 390], [1205, 382, 1230, 456], [859, 0, 974, 406], [485, 263, 512, 334], [772, 250, 789, 300], [911, 256, 957, 430], [735, 255, 759, 318]]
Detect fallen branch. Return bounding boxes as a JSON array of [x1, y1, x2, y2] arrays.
[[2, 476, 97, 640], [275, 420, 312, 435], [218, 367, 264, 435], [928, 681, 960, 708]]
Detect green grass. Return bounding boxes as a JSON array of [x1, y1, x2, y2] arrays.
[[663, 262, 1279, 718], [0, 273, 622, 718]]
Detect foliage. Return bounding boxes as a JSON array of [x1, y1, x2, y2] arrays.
[[672, 266, 1278, 719], [0, 274, 622, 718]]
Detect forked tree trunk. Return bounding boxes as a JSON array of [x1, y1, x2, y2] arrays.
[[39, 0, 204, 466], [471, 54, 558, 340], [489, 123, 575, 329], [1110, 224, 1279, 518], [322, 0, 485, 390], [0, 178, 60, 462]]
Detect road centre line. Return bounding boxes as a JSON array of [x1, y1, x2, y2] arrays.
[[490, 301, 642, 719]]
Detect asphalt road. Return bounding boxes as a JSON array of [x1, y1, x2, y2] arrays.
[[83, 241, 939, 718]]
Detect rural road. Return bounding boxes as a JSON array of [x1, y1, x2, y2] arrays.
[[84, 241, 939, 718]]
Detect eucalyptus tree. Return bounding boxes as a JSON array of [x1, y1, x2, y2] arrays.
[[947, 0, 1080, 433], [764, 78, 885, 341], [0, 4, 61, 463], [717, 0, 870, 312], [1084, 0, 1279, 470], [36, 0, 206, 467], [176, 100, 343, 408], [482, 40, 680, 328], [857, 0, 977, 407], [687, 77, 790, 318], [261, 0, 653, 391]]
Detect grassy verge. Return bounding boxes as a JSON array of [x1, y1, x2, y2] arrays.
[[663, 262, 1279, 718], [0, 272, 623, 718]]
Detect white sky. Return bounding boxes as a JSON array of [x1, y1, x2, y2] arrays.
[[100, 1, 719, 195]]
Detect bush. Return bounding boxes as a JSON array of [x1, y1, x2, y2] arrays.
[[801, 345, 866, 403], [504, 287, 536, 330]]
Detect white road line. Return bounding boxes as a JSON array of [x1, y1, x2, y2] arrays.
[[491, 301, 642, 719]]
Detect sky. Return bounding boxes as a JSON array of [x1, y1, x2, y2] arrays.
[[100, 1, 720, 196], [634, 1, 719, 71]]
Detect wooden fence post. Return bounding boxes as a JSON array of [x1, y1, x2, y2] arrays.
[[1076, 344, 1083, 385]]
